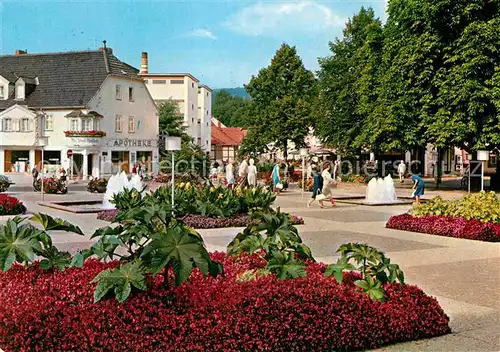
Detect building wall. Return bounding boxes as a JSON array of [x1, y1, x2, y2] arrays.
[[198, 86, 212, 152]]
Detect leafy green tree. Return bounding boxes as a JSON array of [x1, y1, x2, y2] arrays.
[[315, 8, 384, 155], [212, 90, 250, 128], [158, 100, 186, 137], [243, 43, 317, 158]]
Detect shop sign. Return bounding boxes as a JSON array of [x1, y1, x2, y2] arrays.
[[107, 139, 156, 148], [70, 138, 101, 146]]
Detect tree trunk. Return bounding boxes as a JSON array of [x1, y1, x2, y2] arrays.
[[283, 140, 288, 160]]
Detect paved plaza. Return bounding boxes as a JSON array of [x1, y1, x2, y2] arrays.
[[2, 177, 499, 351]]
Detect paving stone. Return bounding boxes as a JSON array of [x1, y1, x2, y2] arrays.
[[304, 209, 395, 222]]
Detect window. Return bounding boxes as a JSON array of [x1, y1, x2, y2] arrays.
[[0, 86, 4, 98], [191, 104, 194, 110], [3, 118, 12, 131], [197, 138, 201, 146], [70, 118, 78, 131], [83, 118, 92, 131], [206, 92, 209, 97], [170, 80, 183, 84], [191, 82, 194, 88], [128, 116, 135, 133], [16, 85, 24, 99], [128, 87, 134, 102], [44, 114, 53, 130], [21, 118, 29, 132], [115, 84, 122, 100], [115, 115, 122, 132], [152, 79, 166, 84], [198, 89, 201, 94]]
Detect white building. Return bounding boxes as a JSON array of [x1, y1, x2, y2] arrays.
[[138, 52, 212, 152], [0, 46, 159, 179]]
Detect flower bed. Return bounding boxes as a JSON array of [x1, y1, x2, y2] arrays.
[[33, 177, 67, 194], [386, 214, 500, 242], [153, 173, 169, 183], [0, 254, 450, 351], [97, 210, 305, 228], [0, 194, 26, 215]]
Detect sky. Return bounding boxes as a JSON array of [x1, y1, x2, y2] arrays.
[[0, 0, 387, 89]]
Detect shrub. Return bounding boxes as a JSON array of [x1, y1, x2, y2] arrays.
[[0, 194, 26, 215], [0, 254, 450, 351], [34, 177, 67, 194], [387, 214, 500, 242], [97, 209, 119, 222], [412, 192, 500, 223], [153, 173, 169, 183], [87, 178, 108, 193], [341, 174, 369, 183], [0, 175, 12, 193]]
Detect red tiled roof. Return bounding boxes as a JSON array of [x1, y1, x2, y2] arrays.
[[211, 123, 248, 146]]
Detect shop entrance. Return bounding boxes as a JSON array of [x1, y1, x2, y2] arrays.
[[136, 151, 153, 173], [112, 151, 129, 173], [72, 154, 83, 178], [4, 150, 30, 173]]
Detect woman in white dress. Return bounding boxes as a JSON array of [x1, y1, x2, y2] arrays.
[[247, 159, 257, 187], [321, 163, 336, 207]]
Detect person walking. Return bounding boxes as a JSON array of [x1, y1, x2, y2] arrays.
[[247, 159, 257, 187], [238, 156, 249, 188], [225, 159, 235, 189], [32, 166, 39, 189], [410, 173, 425, 205], [307, 166, 325, 208], [321, 163, 336, 207], [397, 161, 406, 183], [271, 160, 282, 195]]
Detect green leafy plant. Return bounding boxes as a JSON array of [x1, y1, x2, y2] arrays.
[[227, 211, 313, 279], [111, 187, 147, 211], [0, 214, 84, 272], [412, 192, 500, 223], [73, 202, 223, 302], [325, 243, 404, 301]]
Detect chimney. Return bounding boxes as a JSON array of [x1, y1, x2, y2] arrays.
[[15, 50, 27, 56], [140, 52, 148, 74]]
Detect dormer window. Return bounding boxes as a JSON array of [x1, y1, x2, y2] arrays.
[[16, 84, 24, 99], [0, 86, 4, 98]]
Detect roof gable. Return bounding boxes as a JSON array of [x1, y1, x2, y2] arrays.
[[0, 49, 141, 110]]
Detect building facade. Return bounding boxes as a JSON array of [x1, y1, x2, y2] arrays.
[[0, 46, 159, 179], [139, 52, 212, 152], [210, 118, 247, 161]]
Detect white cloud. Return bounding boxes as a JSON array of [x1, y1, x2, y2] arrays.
[[183, 29, 217, 40], [224, 1, 346, 37]]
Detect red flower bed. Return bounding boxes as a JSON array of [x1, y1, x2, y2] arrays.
[[0, 254, 450, 351], [386, 214, 500, 242], [0, 194, 26, 215]]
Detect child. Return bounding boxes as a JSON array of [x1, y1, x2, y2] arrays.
[[307, 167, 325, 208]]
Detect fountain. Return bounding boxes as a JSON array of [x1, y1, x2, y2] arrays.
[[102, 172, 143, 209], [365, 175, 398, 204], [39, 171, 144, 213]]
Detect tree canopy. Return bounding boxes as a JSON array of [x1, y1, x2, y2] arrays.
[[241, 43, 317, 158], [212, 90, 250, 128], [315, 1, 500, 154]]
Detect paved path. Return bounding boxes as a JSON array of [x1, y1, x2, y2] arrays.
[[1, 183, 499, 351]]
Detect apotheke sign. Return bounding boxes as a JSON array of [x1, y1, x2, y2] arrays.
[[106, 138, 157, 148]]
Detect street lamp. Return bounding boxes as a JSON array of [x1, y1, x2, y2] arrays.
[[300, 148, 308, 199], [467, 153, 473, 193], [477, 150, 489, 192], [160, 132, 182, 211]]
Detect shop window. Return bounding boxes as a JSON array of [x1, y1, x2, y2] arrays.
[[115, 84, 122, 100], [128, 87, 134, 102], [21, 118, 29, 132], [3, 118, 12, 131], [115, 115, 122, 132], [128, 116, 135, 133], [45, 114, 53, 130]]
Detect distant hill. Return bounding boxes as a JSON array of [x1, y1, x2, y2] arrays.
[[213, 87, 249, 99]]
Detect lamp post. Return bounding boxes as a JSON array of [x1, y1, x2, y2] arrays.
[[160, 132, 182, 211], [38, 137, 48, 201], [477, 150, 489, 192], [300, 148, 308, 199], [467, 153, 473, 193]]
